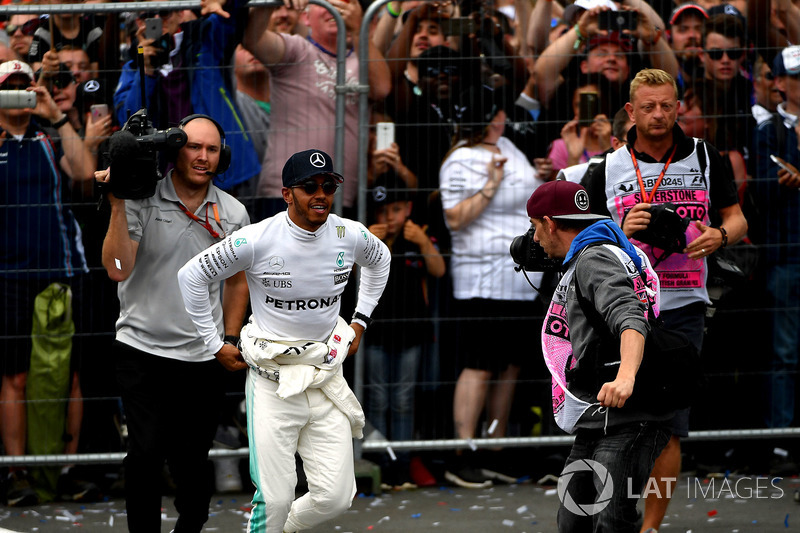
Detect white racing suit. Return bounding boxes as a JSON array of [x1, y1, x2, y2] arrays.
[[177, 211, 390, 532]]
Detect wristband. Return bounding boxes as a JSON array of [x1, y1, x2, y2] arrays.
[[718, 226, 728, 249], [479, 189, 492, 200], [573, 23, 586, 51], [224, 335, 240, 347], [352, 311, 372, 329], [386, 2, 400, 18], [646, 28, 663, 46], [52, 114, 69, 129]]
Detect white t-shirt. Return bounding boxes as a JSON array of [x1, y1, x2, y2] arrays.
[[178, 211, 391, 354], [439, 136, 544, 301]]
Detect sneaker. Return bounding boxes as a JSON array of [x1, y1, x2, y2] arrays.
[[393, 481, 418, 491], [6, 470, 39, 507], [410, 456, 437, 487], [444, 465, 492, 489], [57, 469, 101, 502]]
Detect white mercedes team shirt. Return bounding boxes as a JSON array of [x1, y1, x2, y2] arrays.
[[178, 211, 391, 355]]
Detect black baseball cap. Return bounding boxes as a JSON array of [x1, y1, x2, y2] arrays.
[[371, 170, 409, 206], [281, 149, 344, 188]]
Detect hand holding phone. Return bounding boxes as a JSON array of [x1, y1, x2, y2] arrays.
[[597, 10, 638, 32], [90, 104, 109, 122], [578, 92, 599, 127], [771, 154, 795, 173], [144, 17, 163, 41], [376, 122, 395, 151]]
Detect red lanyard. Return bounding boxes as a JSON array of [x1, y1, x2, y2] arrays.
[[178, 202, 222, 239], [629, 144, 678, 203]]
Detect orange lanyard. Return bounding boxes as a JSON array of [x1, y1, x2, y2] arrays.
[[629, 144, 678, 203], [178, 202, 222, 239]]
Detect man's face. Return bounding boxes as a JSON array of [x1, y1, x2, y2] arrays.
[[582, 43, 630, 84], [269, 5, 300, 34], [701, 32, 744, 82], [175, 119, 221, 185], [626, 83, 680, 143], [283, 175, 338, 232], [234, 45, 267, 77], [754, 62, 783, 111], [410, 20, 446, 59], [670, 13, 705, 61], [58, 49, 92, 84], [775, 74, 800, 115], [7, 14, 37, 57], [303, 5, 338, 42], [531, 218, 560, 259], [375, 200, 411, 237], [418, 63, 460, 102], [50, 77, 77, 113]]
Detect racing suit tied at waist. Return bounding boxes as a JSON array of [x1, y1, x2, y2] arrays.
[[239, 317, 365, 438]]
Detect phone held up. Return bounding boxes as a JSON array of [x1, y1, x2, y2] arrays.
[[771, 154, 795, 174], [597, 10, 638, 32], [0, 90, 36, 109], [91, 104, 109, 121], [376, 122, 395, 151], [578, 92, 599, 127]]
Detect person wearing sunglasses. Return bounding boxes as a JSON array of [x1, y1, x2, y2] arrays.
[[698, 12, 753, 160], [177, 148, 391, 533], [96, 114, 250, 532], [5, 14, 39, 58]]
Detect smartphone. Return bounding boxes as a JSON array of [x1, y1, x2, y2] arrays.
[[144, 17, 163, 41], [376, 122, 395, 151], [771, 154, 794, 173], [0, 90, 37, 109], [597, 10, 638, 32], [90, 103, 109, 121], [578, 91, 599, 127], [440, 17, 475, 36]]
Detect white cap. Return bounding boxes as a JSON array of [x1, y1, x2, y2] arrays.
[[563, 0, 617, 24], [0, 60, 34, 84]]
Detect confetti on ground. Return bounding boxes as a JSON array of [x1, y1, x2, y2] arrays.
[[502, 519, 515, 526], [516, 505, 528, 514], [708, 509, 718, 517]]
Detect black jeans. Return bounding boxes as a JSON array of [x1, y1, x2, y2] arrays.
[[115, 341, 224, 533]]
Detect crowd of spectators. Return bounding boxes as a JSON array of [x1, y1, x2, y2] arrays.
[[0, 0, 799, 510]]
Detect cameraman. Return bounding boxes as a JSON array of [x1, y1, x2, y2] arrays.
[[527, 180, 670, 533], [0, 59, 94, 506], [97, 115, 250, 532], [581, 68, 747, 533]]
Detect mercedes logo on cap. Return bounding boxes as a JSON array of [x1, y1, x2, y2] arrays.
[[84, 80, 100, 92], [309, 152, 326, 168]]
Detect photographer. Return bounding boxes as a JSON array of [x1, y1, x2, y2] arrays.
[[113, 1, 260, 192], [97, 114, 250, 532], [581, 68, 747, 532], [527, 180, 670, 533], [0, 59, 94, 506]]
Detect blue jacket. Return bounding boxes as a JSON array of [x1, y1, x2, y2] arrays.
[[114, 0, 260, 190]]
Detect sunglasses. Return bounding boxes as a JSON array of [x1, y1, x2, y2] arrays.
[[292, 180, 338, 195], [5, 18, 40, 37], [705, 48, 744, 61], [47, 71, 76, 90]]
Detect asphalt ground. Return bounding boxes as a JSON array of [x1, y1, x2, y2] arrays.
[[0, 472, 798, 533]]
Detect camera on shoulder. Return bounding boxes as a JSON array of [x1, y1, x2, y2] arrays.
[[106, 108, 187, 199]]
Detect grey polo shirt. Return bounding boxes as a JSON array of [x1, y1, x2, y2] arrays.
[[115, 172, 250, 362]]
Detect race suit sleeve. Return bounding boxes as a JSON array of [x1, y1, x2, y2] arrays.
[[177, 228, 256, 354], [351, 222, 391, 319]]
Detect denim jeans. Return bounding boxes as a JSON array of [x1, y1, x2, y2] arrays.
[[365, 344, 421, 442], [765, 264, 800, 428], [557, 421, 671, 533]]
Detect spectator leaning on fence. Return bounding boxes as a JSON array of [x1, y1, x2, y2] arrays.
[[752, 46, 800, 456], [0, 59, 95, 507], [240, 0, 391, 220]]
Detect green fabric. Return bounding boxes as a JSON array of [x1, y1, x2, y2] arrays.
[[26, 282, 74, 501]]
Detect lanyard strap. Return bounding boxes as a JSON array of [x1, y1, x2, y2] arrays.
[[629, 144, 678, 203], [178, 202, 221, 239]]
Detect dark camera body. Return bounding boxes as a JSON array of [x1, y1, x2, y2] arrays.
[[440, 17, 475, 36], [107, 108, 187, 199], [598, 10, 638, 32], [631, 203, 690, 253], [510, 226, 563, 272]]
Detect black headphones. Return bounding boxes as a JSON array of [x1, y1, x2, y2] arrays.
[[168, 114, 231, 174]]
